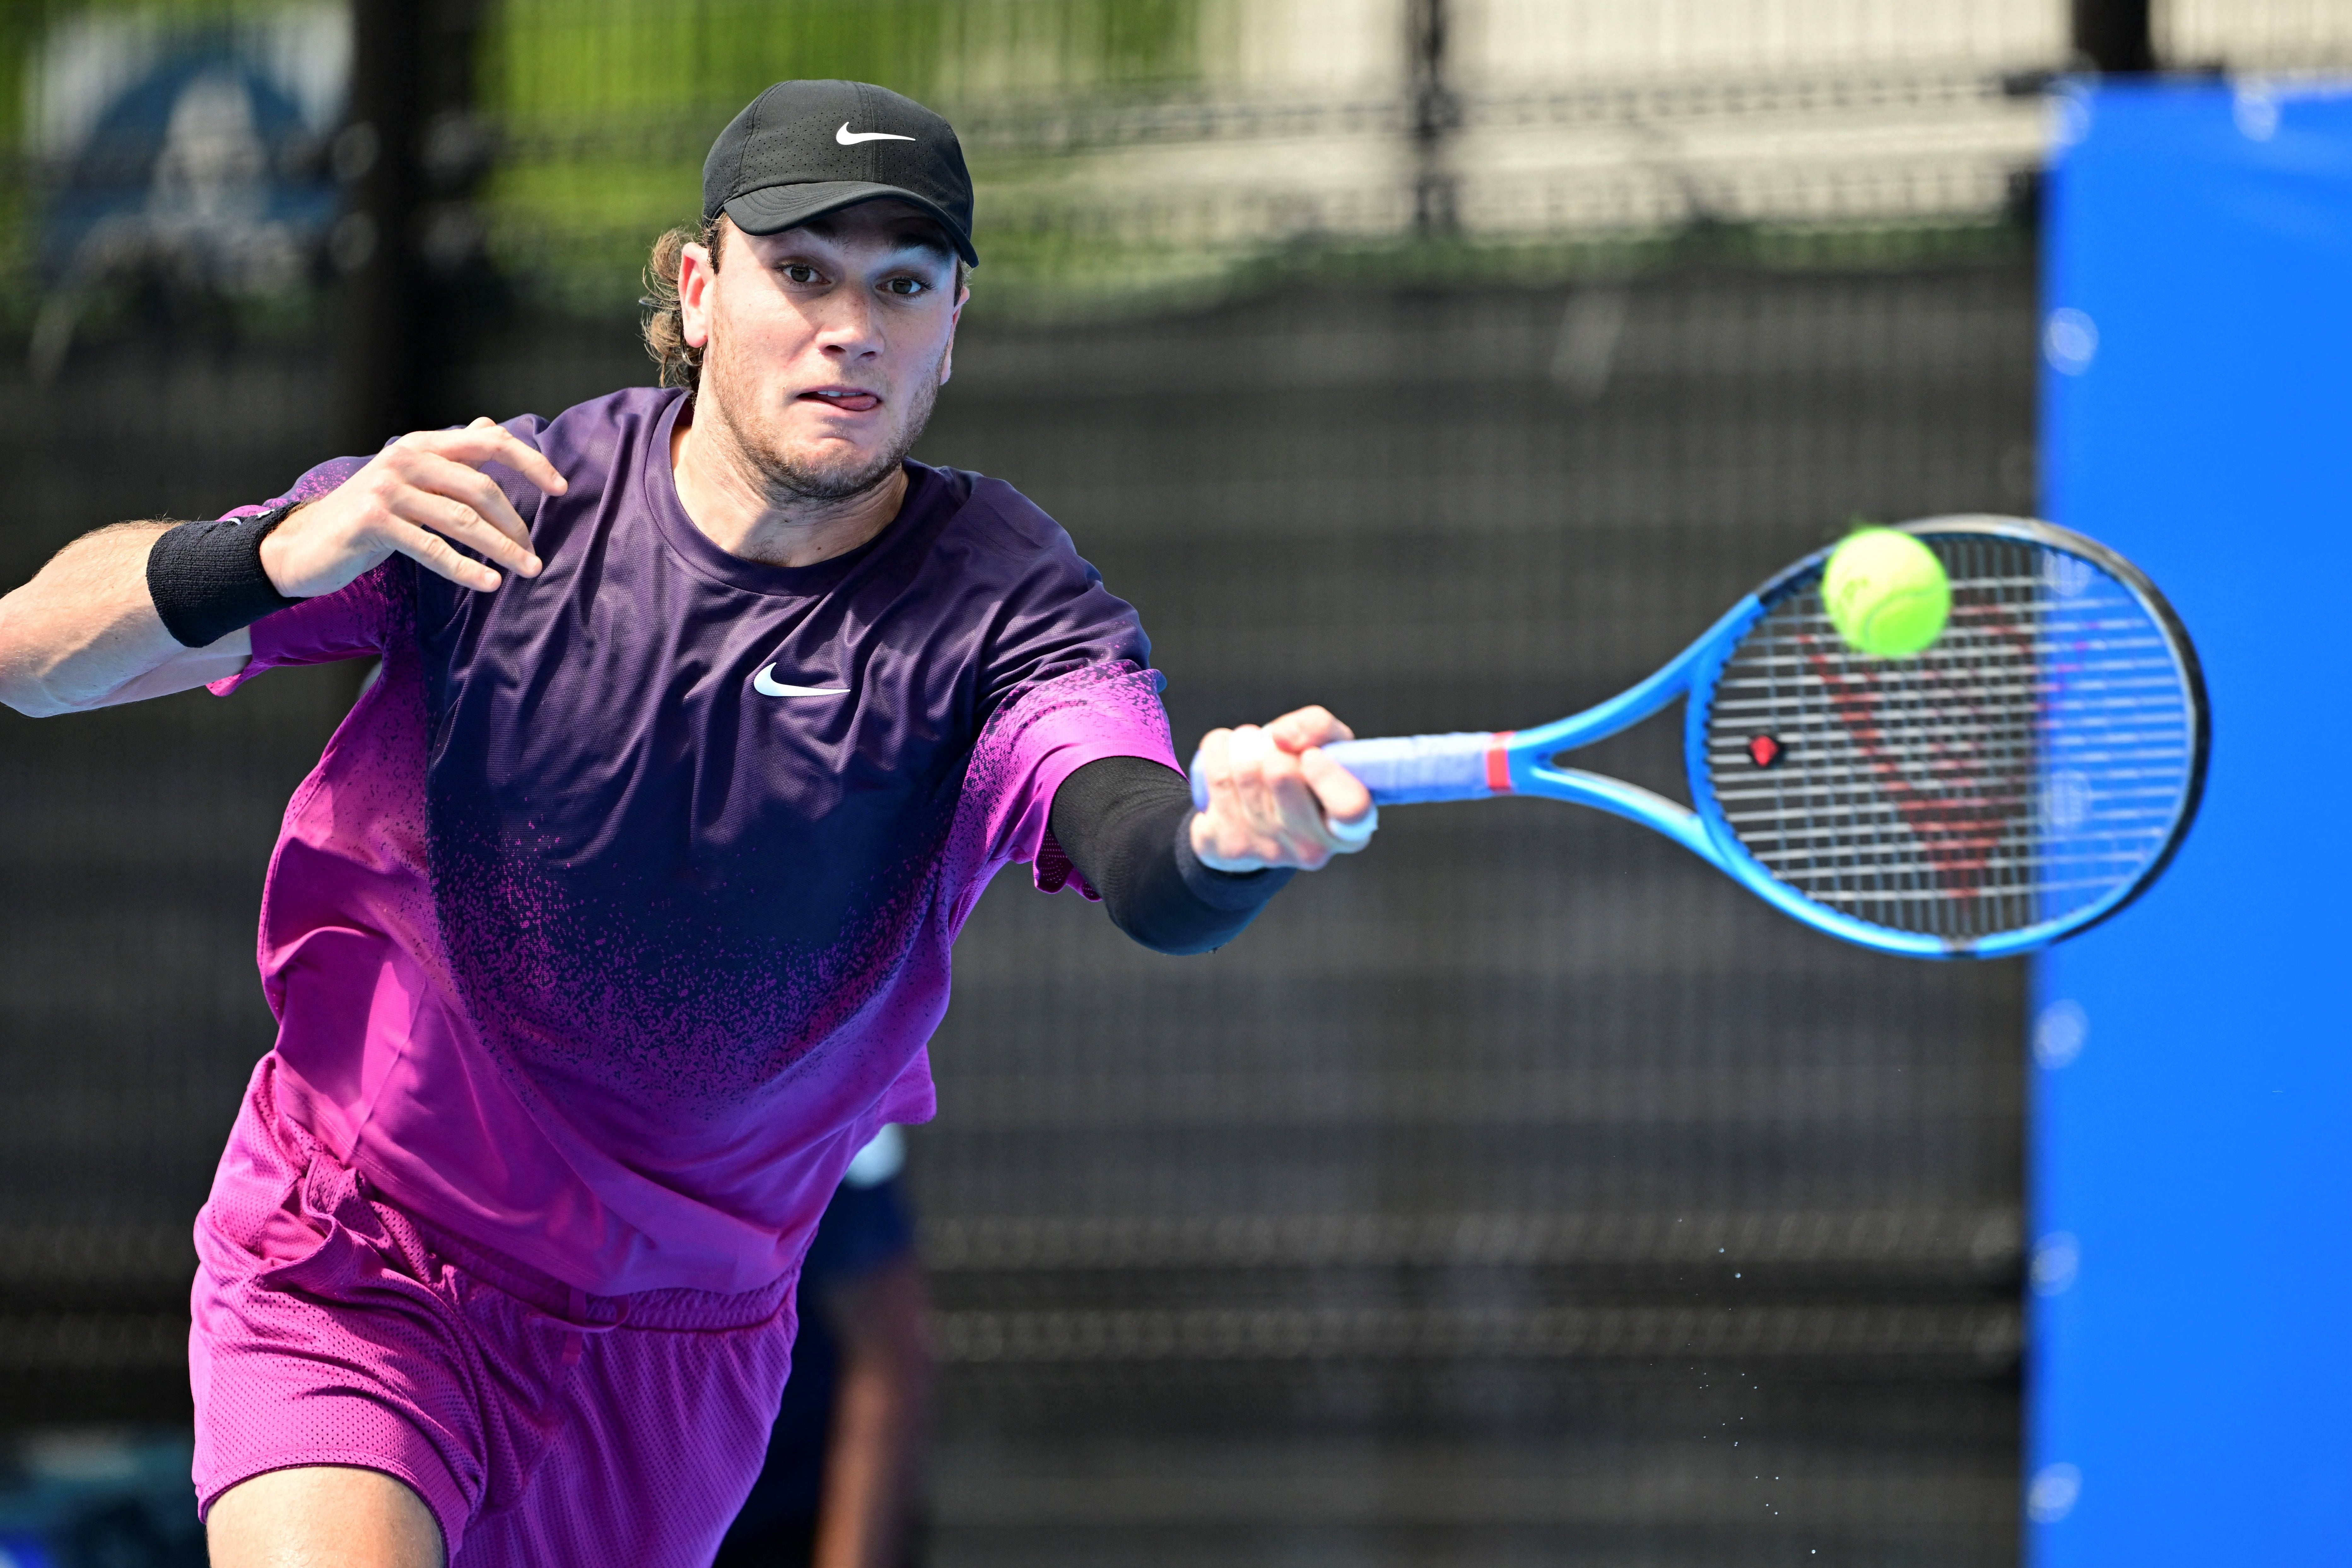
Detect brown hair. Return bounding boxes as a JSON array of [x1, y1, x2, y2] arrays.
[[642, 214, 725, 391], [641, 213, 970, 393]]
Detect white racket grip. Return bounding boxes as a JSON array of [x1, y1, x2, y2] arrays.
[[1187, 731, 1505, 813], [1318, 733, 1508, 804]]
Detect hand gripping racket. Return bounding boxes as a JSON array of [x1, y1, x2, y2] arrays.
[[1191, 516, 2208, 958]]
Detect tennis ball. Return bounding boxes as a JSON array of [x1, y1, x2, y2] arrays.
[[1821, 527, 1950, 658]]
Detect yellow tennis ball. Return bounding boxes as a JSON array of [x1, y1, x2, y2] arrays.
[[1822, 527, 1950, 658]]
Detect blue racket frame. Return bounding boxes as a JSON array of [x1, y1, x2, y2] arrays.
[[1191, 517, 2209, 960], [1492, 579, 1997, 958]]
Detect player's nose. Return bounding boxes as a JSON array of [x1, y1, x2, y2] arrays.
[[813, 291, 883, 357]]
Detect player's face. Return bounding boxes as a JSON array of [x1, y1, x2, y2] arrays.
[[684, 203, 965, 501]]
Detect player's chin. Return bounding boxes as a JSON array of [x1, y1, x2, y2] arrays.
[[769, 430, 904, 494]]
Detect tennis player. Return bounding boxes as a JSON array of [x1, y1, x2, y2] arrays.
[[0, 80, 1371, 1568]]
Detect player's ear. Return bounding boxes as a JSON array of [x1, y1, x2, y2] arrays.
[[678, 240, 718, 350], [938, 284, 968, 387]]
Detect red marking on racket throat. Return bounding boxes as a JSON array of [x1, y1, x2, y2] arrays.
[[1486, 733, 1515, 794]]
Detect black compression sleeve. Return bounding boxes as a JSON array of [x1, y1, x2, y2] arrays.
[[144, 502, 303, 647], [1048, 755, 1293, 956]]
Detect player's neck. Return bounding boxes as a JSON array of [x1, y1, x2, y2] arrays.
[[669, 398, 906, 570]]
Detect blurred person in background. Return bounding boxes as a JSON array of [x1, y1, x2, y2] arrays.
[[716, 1126, 930, 1568], [0, 78, 1370, 1568]]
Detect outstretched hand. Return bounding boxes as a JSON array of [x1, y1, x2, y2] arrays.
[[1189, 705, 1377, 872], [259, 417, 568, 598]]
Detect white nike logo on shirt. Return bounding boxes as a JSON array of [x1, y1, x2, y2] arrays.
[[754, 664, 850, 698], [836, 124, 916, 145]]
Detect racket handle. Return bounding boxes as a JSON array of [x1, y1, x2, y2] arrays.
[[1188, 731, 1509, 810]]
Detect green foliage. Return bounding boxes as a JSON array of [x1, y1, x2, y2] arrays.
[[479, 0, 1208, 313], [0, 0, 2033, 332], [485, 0, 1202, 120]]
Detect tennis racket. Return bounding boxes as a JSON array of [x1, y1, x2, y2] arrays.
[[1190, 515, 2208, 958]]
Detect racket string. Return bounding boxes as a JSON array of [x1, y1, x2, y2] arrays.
[[1699, 536, 2197, 939]]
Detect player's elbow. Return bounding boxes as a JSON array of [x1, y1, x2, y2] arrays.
[[0, 644, 101, 717], [0, 687, 80, 718], [0, 628, 79, 717], [0, 670, 98, 718]]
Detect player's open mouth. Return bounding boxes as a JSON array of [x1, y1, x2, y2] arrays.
[[800, 388, 881, 412]]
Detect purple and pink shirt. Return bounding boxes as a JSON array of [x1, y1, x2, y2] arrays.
[[211, 387, 1174, 1296]]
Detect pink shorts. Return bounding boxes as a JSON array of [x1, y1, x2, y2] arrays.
[[190, 1060, 798, 1566]]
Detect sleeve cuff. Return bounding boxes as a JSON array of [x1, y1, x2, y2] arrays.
[[145, 502, 303, 648]]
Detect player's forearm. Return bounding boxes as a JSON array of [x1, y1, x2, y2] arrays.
[[0, 523, 244, 717], [1050, 755, 1293, 954]]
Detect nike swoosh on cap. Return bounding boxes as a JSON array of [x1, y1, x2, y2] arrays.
[[754, 664, 850, 698], [836, 123, 916, 145]]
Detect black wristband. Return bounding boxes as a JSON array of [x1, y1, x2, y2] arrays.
[[1048, 755, 1293, 954], [145, 502, 304, 648]]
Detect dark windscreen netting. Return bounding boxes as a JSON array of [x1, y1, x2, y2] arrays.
[[899, 260, 2035, 1568]]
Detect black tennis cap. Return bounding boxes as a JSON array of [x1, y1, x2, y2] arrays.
[[703, 80, 977, 266]]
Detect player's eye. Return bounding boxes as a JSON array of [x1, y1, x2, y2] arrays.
[[781, 264, 821, 285], [881, 277, 927, 297]]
